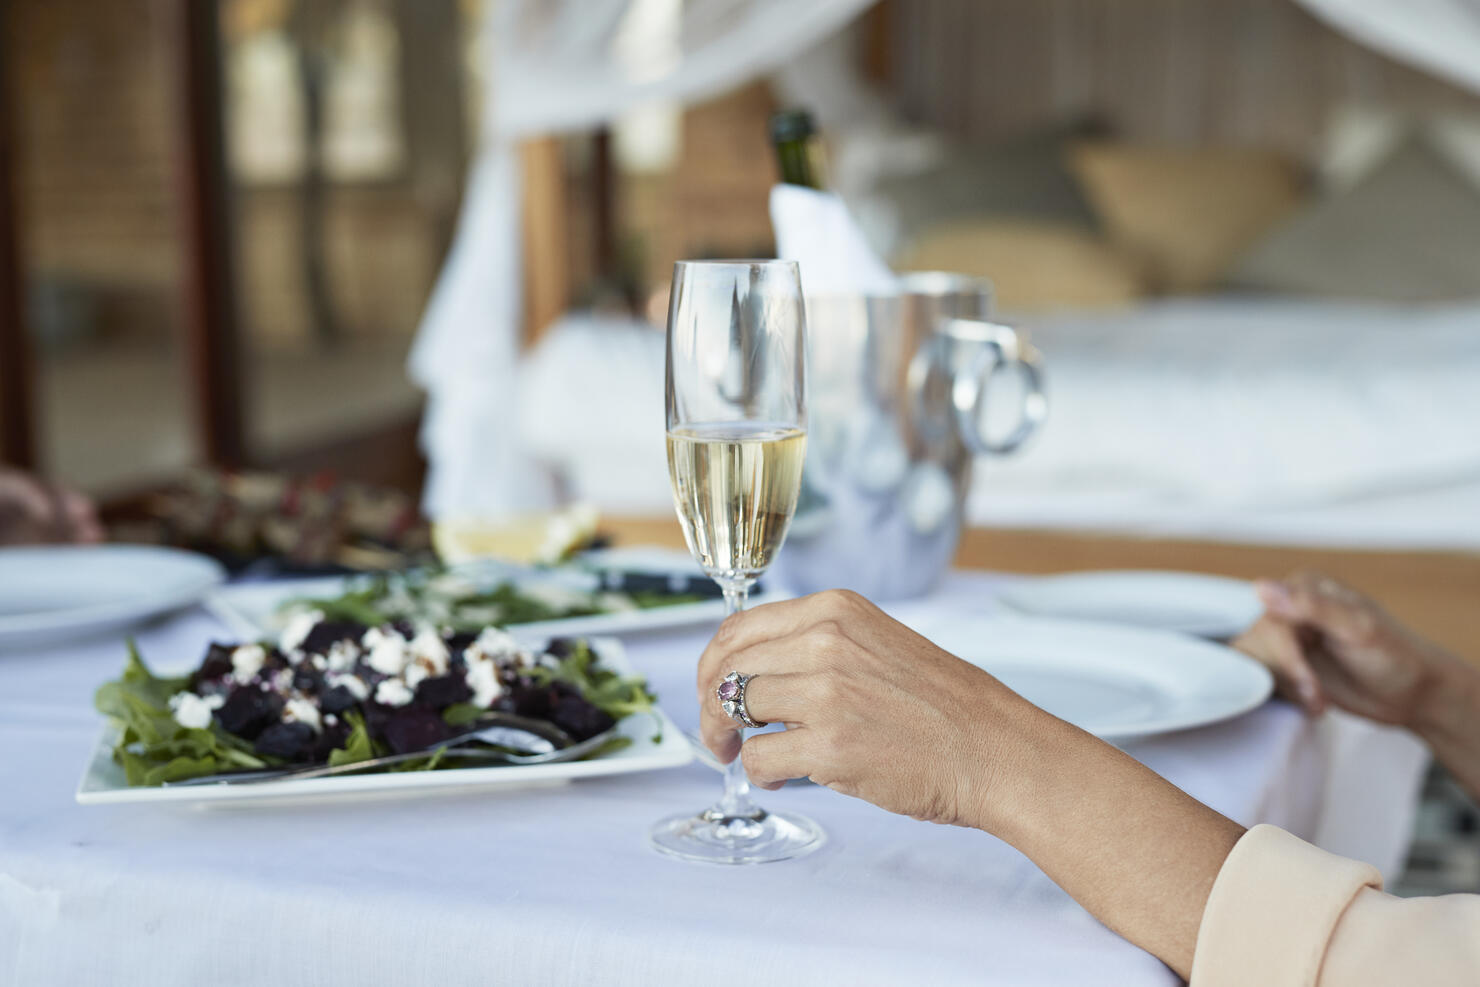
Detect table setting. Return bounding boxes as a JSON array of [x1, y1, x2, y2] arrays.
[[0, 249, 1432, 985]]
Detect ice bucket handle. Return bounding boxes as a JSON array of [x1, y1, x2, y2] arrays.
[[908, 319, 1047, 456]]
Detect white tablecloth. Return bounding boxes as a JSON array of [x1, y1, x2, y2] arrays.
[[0, 572, 1429, 986]]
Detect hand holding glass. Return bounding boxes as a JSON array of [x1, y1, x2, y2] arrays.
[[650, 260, 824, 864]]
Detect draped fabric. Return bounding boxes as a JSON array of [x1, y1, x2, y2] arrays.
[[409, 0, 876, 517], [1293, 0, 1480, 96]]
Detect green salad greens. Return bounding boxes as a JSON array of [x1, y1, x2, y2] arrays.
[[94, 642, 274, 786], [292, 567, 703, 633]]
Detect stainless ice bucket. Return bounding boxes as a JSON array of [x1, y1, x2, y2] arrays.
[[773, 273, 1046, 600]]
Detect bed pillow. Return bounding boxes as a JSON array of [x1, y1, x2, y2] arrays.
[[857, 121, 1102, 256], [893, 219, 1147, 310], [1226, 136, 1480, 302], [1068, 144, 1306, 294]]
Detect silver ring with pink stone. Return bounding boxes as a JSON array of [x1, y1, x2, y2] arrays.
[[717, 671, 767, 729]]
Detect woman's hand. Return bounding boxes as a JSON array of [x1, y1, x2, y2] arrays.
[[1235, 570, 1480, 801], [696, 589, 1023, 828], [697, 588, 1245, 979], [1234, 571, 1450, 726], [0, 468, 103, 546]]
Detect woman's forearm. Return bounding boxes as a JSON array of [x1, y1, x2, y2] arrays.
[[972, 699, 1245, 980], [1415, 652, 1480, 802]]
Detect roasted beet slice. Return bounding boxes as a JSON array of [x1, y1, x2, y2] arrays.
[[309, 719, 353, 760], [548, 695, 615, 741], [414, 673, 472, 709], [445, 631, 478, 658], [215, 686, 284, 739], [376, 706, 452, 754], [292, 666, 324, 693], [544, 637, 579, 659], [262, 647, 291, 671], [190, 644, 235, 689], [300, 620, 366, 655], [318, 685, 359, 715], [254, 721, 317, 760], [508, 681, 554, 719]]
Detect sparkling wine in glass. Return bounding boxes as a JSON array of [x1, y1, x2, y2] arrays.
[[649, 259, 824, 864]]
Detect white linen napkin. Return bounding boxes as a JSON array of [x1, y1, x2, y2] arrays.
[[769, 184, 898, 295]]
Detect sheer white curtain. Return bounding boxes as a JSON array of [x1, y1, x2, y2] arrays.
[[410, 0, 876, 518], [1294, 0, 1480, 96]]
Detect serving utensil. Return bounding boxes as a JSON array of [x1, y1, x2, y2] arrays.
[[162, 714, 622, 788]]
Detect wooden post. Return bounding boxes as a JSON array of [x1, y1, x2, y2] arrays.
[[591, 127, 617, 281], [519, 137, 571, 347], [0, 0, 37, 469], [172, 0, 246, 469]]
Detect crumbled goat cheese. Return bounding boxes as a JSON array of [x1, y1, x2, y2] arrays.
[[465, 626, 518, 663], [169, 691, 224, 729], [363, 626, 410, 676], [521, 581, 593, 613], [278, 608, 322, 654], [230, 644, 267, 682], [272, 667, 295, 692], [324, 639, 359, 672], [464, 657, 504, 708], [282, 696, 323, 733], [595, 591, 638, 613], [374, 678, 414, 707], [404, 626, 451, 688], [326, 672, 369, 701]]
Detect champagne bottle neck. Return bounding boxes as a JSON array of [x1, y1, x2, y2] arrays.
[[769, 109, 826, 190]]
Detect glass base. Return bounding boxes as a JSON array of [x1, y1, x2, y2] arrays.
[[649, 806, 825, 865]]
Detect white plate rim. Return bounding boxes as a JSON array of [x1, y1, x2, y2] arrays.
[[75, 635, 693, 806], [994, 569, 1262, 638], [908, 613, 1273, 740], [0, 545, 226, 641]]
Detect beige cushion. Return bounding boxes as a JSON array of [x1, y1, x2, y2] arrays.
[[893, 219, 1147, 310], [1227, 136, 1480, 302], [1068, 143, 1306, 293]]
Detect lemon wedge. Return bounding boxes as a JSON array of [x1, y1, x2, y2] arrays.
[[432, 503, 598, 566]]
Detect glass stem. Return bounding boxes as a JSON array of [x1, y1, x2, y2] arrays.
[[713, 580, 763, 821]]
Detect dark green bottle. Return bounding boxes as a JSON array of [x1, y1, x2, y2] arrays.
[[768, 108, 826, 190]]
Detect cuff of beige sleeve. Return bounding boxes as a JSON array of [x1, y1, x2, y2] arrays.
[[1190, 824, 1382, 987]]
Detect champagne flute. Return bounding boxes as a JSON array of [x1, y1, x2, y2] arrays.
[[649, 259, 825, 864]]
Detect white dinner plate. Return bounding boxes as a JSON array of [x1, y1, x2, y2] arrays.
[[206, 547, 784, 643], [908, 614, 1273, 740], [995, 570, 1262, 639], [0, 544, 226, 651], [76, 636, 692, 806]]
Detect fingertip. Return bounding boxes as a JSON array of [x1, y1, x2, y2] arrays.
[[1295, 676, 1325, 715], [1255, 579, 1296, 618]]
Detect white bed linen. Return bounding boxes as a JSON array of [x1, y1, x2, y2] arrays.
[[0, 572, 1428, 986], [519, 299, 1480, 548]]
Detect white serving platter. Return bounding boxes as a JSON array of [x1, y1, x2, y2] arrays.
[[908, 614, 1273, 741], [994, 570, 1263, 639], [76, 636, 692, 806], [0, 545, 226, 651]]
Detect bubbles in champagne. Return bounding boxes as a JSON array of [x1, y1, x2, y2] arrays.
[[666, 423, 807, 585]]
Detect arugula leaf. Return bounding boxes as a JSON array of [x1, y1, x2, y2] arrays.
[[95, 640, 270, 786], [527, 640, 661, 740], [441, 702, 485, 727], [326, 710, 377, 766]]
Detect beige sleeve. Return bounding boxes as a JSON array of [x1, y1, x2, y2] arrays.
[[1191, 823, 1480, 987]]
